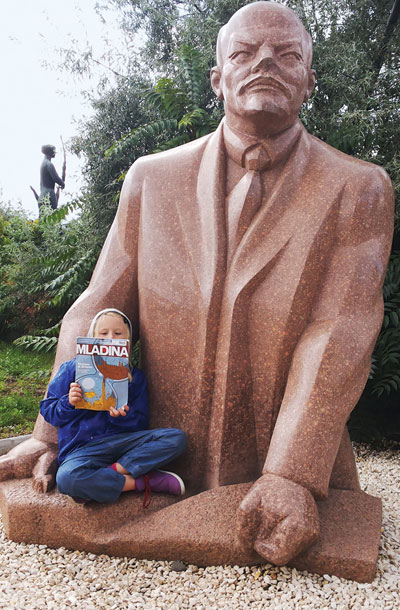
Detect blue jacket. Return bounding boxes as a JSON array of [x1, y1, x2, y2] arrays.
[[40, 358, 149, 464]]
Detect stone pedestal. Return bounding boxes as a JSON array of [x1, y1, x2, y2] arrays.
[[0, 480, 381, 583]]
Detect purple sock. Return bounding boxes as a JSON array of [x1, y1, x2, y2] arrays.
[[135, 476, 145, 492]]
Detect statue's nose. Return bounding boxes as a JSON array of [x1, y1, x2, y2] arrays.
[[251, 47, 275, 72]]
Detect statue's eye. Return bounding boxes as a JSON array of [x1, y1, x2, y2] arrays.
[[229, 50, 252, 62], [280, 51, 302, 62]]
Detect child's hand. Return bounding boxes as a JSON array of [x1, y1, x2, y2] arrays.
[[109, 405, 129, 418], [69, 382, 83, 406]]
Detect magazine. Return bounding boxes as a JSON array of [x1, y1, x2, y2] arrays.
[[75, 337, 129, 411]]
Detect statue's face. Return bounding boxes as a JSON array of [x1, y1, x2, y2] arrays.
[[212, 6, 315, 134]]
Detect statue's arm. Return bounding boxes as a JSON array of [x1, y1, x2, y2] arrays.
[[238, 166, 394, 563], [47, 163, 65, 188], [0, 160, 144, 490], [263, 166, 394, 499]]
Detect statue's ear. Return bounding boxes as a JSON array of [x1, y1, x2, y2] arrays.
[[210, 67, 224, 101], [303, 69, 316, 102]]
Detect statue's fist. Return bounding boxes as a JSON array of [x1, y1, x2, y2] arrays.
[[237, 473, 320, 565]]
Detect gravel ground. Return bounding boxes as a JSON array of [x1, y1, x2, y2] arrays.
[[0, 443, 398, 610]]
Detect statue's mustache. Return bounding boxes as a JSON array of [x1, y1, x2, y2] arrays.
[[239, 75, 291, 98]]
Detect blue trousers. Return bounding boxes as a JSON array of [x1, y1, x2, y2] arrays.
[[56, 428, 187, 503]]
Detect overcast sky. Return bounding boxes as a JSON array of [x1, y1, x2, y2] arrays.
[[0, 0, 124, 218]]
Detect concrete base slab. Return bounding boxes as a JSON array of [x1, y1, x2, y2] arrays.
[[0, 479, 381, 582]]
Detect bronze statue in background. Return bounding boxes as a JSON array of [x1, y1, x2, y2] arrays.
[[0, 2, 393, 581], [31, 144, 66, 212], [39, 144, 65, 210]]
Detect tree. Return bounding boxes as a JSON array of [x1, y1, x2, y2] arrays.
[[11, 0, 399, 437], [70, 74, 157, 244], [105, 44, 221, 168], [0, 199, 92, 344]]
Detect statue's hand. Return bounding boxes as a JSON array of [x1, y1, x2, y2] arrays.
[[0, 438, 58, 494], [237, 473, 320, 565]]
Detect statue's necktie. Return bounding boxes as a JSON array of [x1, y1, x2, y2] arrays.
[[227, 143, 271, 264]]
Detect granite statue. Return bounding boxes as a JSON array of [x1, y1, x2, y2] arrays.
[[0, 2, 393, 581]]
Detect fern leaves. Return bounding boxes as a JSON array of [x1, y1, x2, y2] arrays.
[[40, 200, 82, 226], [14, 335, 58, 353], [180, 44, 204, 108], [105, 44, 218, 165], [105, 118, 179, 159], [14, 321, 61, 353], [44, 251, 97, 306]]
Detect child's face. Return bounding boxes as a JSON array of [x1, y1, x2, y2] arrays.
[[93, 314, 130, 340]]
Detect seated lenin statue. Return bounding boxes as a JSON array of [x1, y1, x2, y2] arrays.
[[0, 1, 393, 578]]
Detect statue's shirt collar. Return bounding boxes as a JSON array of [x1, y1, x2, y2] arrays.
[[223, 119, 302, 171]]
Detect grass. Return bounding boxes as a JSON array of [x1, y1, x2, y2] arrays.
[[0, 341, 54, 438]]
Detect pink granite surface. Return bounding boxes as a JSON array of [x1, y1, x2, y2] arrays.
[[0, 480, 381, 583]]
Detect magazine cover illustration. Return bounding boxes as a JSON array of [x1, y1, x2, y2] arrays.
[[75, 337, 129, 411]]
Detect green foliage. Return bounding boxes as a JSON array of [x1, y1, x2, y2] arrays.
[[131, 339, 141, 369], [13, 335, 59, 353], [70, 75, 156, 244], [14, 321, 62, 354], [0, 203, 45, 337], [106, 44, 220, 165], [40, 200, 82, 226], [105, 118, 179, 160], [366, 252, 400, 397], [0, 198, 97, 342], [0, 342, 53, 437], [179, 44, 205, 107]]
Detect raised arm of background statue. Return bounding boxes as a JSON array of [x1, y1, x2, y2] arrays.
[[0, 160, 143, 493], [238, 166, 394, 564]]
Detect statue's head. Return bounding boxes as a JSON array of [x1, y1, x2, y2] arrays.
[[41, 144, 56, 158], [211, 1, 316, 136]]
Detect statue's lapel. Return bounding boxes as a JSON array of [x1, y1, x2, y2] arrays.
[[194, 123, 227, 310], [171, 124, 226, 313]]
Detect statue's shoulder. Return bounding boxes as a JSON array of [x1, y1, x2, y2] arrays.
[[126, 132, 214, 181], [41, 157, 52, 169], [306, 133, 393, 227], [120, 132, 215, 204], [308, 133, 391, 187]]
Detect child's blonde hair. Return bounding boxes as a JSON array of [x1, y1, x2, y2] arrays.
[[88, 309, 133, 380], [88, 308, 132, 340]]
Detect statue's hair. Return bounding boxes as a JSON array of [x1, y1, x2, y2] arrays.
[[216, 1, 312, 69], [41, 144, 56, 155]]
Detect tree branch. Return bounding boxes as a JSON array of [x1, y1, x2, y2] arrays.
[[373, 0, 400, 76], [90, 56, 127, 79], [193, 3, 205, 14]]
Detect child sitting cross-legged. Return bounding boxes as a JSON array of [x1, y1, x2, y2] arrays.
[[40, 308, 187, 506]]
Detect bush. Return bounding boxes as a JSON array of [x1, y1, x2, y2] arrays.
[[0, 200, 97, 341], [0, 341, 53, 437]]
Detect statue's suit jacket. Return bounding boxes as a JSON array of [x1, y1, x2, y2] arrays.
[[77, 120, 393, 500]]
